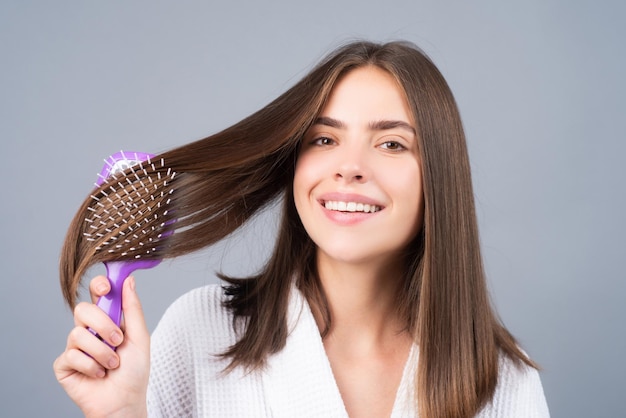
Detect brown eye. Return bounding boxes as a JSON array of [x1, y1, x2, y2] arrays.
[[380, 141, 405, 151], [313, 136, 335, 146]]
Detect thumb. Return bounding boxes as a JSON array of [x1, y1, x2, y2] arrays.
[[121, 276, 150, 347]]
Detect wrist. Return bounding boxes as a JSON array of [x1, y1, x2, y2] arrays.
[[84, 402, 147, 418]]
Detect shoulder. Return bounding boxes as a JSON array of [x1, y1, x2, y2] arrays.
[[157, 283, 228, 324], [147, 284, 237, 416], [160, 283, 227, 318], [477, 353, 550, 418], [151, 284, 235, 350]]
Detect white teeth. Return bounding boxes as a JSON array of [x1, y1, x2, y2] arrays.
[[324, 201, 380, 213]]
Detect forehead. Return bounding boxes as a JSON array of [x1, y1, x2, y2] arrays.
[[321, 66, 413, 124]]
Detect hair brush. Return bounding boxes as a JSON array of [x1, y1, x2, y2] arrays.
[[84, 151, 177, 348]]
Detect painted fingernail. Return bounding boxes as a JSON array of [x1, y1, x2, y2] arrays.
[[110, 331, 123, 345]]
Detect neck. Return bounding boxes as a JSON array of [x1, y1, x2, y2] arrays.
[[314, 251, 409, 351]]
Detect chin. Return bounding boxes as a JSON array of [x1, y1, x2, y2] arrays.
[[317, 244, 398, 267]]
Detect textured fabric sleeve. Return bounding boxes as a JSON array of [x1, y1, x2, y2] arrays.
[[147, 290, 199, 417], [477, 356, 550, 418]]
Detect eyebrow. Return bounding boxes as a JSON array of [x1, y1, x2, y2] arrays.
[[313, 117, 416, 136]]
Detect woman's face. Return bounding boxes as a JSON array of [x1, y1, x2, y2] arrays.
[[293, 66, 424, 268]]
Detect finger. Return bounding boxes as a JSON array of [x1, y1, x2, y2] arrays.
[[89, 275, 111, 304], [54, 348, 106, 380], [66, 326, 120, 372], [73, 302, 124, 348], [120, 277, 149, 348]]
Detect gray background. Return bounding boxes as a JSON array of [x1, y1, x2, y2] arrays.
[[1, 1, 624, 417]]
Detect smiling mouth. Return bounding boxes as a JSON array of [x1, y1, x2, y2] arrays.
[[323, 200, 382, 213]]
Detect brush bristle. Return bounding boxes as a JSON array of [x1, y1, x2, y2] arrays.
[[82, 157, 177, 260]]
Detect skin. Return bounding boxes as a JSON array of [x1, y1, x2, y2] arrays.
[[54, 66, 424, 418], [294, 66, 424, 417], [53, 276, 149, 418]]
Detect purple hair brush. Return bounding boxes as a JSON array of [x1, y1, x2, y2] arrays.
[[85, 151, 176, 348]]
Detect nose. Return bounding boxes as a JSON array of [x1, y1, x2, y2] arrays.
[[334, 145, 369, 183]]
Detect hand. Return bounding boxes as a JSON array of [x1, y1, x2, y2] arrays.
[[53, 276, 150, 418]]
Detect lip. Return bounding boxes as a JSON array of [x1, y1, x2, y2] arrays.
[[316, 192, 384, 225]]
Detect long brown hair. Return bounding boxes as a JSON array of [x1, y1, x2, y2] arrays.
[[60, 40, 536, 418]]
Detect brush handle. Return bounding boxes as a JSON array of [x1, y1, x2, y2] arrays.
[[90, 151, 167, 350], [92, 259, 161, 350]]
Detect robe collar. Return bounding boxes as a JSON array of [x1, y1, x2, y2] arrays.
[[262, 285, 418, 417]]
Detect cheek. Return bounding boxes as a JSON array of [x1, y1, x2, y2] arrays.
[[293, 153, 324, 198], [292, 156, 314, 215], [386, 164, 424, 223], [292, 160, 306, 199]]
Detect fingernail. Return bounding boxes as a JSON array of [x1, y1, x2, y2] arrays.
[[96, 368, 106, 378], [96, 283, 108, 294], [108, 356, 119, 369], [110, 331, 123, 345], [128, 276, 136, 291]]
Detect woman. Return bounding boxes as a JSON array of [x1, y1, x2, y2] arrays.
[[54, 40, 549, 417]]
